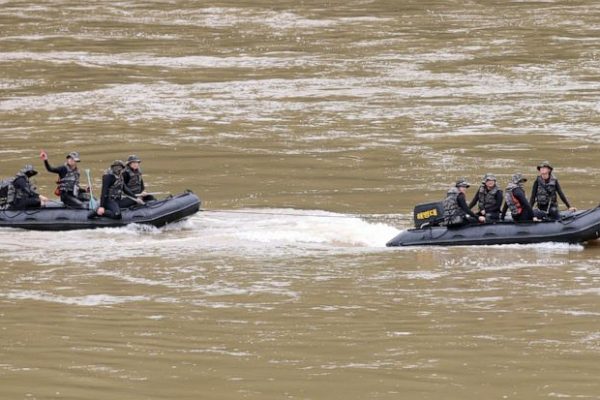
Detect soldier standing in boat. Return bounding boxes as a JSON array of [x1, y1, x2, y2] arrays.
[[530, 161, 576, 220], [468, 173, 503, 222], [442, 179, 485, 226], [40, 150, 88, 208]]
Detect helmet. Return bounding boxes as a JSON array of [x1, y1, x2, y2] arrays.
[[482, 173, 497, 183], [455, 178, 470, 188], [126, 155, 141, 165], [537, 161, 553, 171], [511, 173, 527, 184], [66, 151, 81, 162], [20, 164, 38, 177]]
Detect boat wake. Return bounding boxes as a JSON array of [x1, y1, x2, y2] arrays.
[[0, 208, 402, 265]]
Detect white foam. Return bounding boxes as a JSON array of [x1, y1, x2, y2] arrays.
[[1, 290, 148, 306], [194, 209, 400, 249]]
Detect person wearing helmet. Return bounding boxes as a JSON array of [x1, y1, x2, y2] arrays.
[[442, 178, 484, 226], [530, 161, 576, 220], [121, 154, 155, 208], [501, 173, 539, 222], [40, 150, 88, 208], [93, 160, 140, 219], [468, 173, 503, 222], [10, 164, 49, 209]]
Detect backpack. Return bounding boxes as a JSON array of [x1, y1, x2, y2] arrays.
[[0, 178, 16, 208]]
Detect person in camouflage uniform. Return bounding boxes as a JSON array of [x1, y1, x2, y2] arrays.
[[530, 161, 576, 220]]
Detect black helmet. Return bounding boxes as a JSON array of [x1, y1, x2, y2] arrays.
[[66, 151, 81, 162], [537, 160, 553, 171], [21, 164, 38, 177], [482, 173, 497, 183], [126, 155, 141, 165], [511, 173, 527, 184], [455, 178, 470, 188]]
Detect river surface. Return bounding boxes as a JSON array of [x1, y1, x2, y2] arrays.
[[1, 1, 599, 399]]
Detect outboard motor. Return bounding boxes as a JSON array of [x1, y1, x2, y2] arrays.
[[413, 201, 445, 228]]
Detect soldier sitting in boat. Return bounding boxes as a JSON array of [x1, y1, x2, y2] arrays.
[[441, 179, 485, 227], [40, 150, 89, 208], [501, 173, 542, 222], [468, 173, 503, 222], [530, 161, 576, 220], [93, 160, 142, 220], [121, 154, 155, 208], [9, 165, 49, 210]]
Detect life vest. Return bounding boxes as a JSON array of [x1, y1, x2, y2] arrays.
[[477, 184, 499, 212], [443, 187, 465, 225], [105, 170, 125, 200], [505, 183, 523, 216], [534, 175, 557, 210], [58, 164, 80, 196], [124, 166, 143, 194]]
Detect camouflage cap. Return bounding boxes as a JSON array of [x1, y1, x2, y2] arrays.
[[66, 151, 81, 162], [455, 178, 470, 188], [511, 173, 527, 184], [537, 160, 553, 171], [482, 173, 497, 183]]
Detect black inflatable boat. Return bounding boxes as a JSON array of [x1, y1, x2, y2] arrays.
[[0, 191, 200, 231], [386, 207, 600, 247]]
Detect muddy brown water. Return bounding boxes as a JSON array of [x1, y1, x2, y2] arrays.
[[1, 1, 599, 399]]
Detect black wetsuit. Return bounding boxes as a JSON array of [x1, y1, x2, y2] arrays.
[[501, 186, 535, 222], [11, 175, 41, 209], [44, 160, 86, 208], [99, 173, 136, 219], [468, 187, 503, 222]]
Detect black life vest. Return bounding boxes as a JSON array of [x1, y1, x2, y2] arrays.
[[59, 164, 80, 195], [105, 170, 125, 200], [534, 175, 557, 209], [477, 185, 499, 212], [124, 167, 143, 194]]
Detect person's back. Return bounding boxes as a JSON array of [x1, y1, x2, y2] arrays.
[[502, 174, 537, 222], [442, 179, 482, 226], [10, 165, 48, 210]]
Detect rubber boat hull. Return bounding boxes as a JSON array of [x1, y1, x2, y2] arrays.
[[386, 207, 600, 247], [0, 192, 201, 231]]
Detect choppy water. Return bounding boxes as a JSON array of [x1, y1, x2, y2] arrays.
[[1, 1, 599, 399]]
